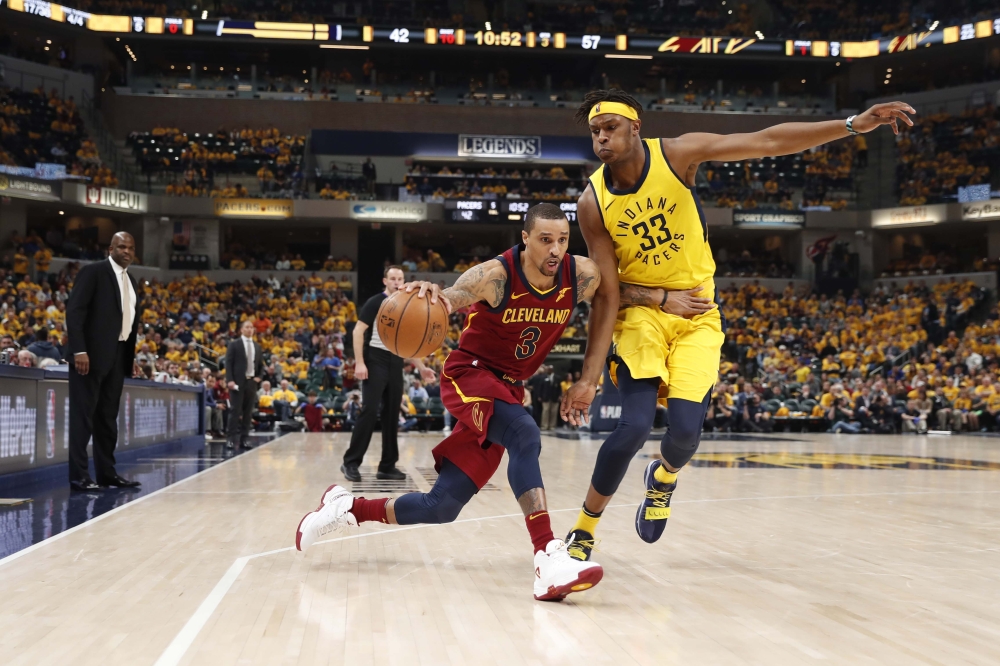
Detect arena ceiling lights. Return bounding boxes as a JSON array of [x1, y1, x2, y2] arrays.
[[3, 0, 1000, 59]]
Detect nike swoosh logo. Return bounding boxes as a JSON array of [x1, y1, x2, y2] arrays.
[[528, 512, 548, 520], [510, 292, 529, 300]]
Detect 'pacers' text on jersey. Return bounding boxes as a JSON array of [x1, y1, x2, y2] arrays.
[[456, 245, 576, 381], [588, 138, 716, 292]]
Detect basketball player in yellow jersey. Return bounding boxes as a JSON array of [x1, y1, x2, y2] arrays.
[[559, 89, 915, 559]]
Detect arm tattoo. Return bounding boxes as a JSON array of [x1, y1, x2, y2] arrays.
[[576, 267, 598, 304], [516, 487, 547, 516], [619, 282, 662, 308], [444, 261, 507, 309], [488, 274, 506, 307]]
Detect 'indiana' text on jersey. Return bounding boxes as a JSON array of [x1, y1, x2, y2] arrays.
[[456, 244, 577, 380], [588, 138, 716, 291]]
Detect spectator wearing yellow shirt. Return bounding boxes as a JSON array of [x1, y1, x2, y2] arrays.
[[985, 385, 1000, 430], [950, 389, 974, 431], [271, 378, 299, 421], [13, 250, 28, 281], [337, 276, 352, 296], [33, 247, 52, 285]]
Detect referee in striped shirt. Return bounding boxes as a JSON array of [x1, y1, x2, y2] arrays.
[[341, 265, 434, 482]]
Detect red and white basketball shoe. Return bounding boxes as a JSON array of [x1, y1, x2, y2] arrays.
[[533, 538, 604, 601], [295, 485, 357, 552]]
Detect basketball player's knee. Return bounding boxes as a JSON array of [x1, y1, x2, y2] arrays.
[[669, 419, 702, 451], [429, 493, 466, 523], [611, 412, 655, 455], [503, 413, 542, 459]]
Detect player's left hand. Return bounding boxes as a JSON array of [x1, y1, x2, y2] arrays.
[[403, 281, 452, 314], [419, 366, 436, 383], [853, 102, 916, 135], [561, 380, 597, 426]]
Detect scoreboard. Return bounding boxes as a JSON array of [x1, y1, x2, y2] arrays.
[[445, 199, 578, 224], [3, 0, 1000, 60]]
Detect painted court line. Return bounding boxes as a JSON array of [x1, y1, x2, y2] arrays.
[[151, 486, 1000, 666], [0, 437, 287, 570]]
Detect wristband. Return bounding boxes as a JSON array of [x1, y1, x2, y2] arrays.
[[846, 115, 859, 136], [660, 290, 669, 309]]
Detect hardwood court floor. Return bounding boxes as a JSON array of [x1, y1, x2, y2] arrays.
[[1, 431, 999, 666]]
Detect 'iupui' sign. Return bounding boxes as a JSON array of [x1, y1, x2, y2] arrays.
[[84, 186, 149, 212]]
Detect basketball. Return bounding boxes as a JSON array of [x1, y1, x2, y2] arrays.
[[375, 289, 449, 358]]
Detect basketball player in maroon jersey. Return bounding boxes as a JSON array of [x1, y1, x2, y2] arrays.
[[297, 203, 607, 601]]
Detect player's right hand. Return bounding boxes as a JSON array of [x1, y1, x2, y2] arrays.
[[403, 281, 452, 314], [355, 362, 369, 380], [561, 380, 597, 426], [661, 285, 714, 318]]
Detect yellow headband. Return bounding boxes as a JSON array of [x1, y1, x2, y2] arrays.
[[588, 101, 639, 123]]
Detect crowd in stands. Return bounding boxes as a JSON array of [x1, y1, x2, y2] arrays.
[[404, 162, 585, 202], [221, 243, 355, 274], [0, 86, 118, 186], [5, 224, 1000, 436], [401, 139, 857, 210], [70, 0, 995, 42], [714, 248, 796, 279], [880, 249, 1000, 278], [714, 277, 997, 433], [897, 105, 997, 206], [129, 126, 306, 197], [698, 136, 858, 210]]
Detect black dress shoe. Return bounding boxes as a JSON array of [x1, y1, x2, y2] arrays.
[[70, 479, 103, 492], [99, 475, 141, 488], [239, 441, 253, 450], [340, 464, 361, 482], [376, 467, 406, 481]]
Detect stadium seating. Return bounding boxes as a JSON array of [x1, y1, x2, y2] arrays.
[[896, 105, 998, 205], [0, 85, 117, 186], [404, 162, 585, 202], [128, 126, 308, 197], [698, 137, 857, 210]]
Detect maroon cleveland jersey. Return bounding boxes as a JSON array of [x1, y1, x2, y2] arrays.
[[456, 244, 577, 381]]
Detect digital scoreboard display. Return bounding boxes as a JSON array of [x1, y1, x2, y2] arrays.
[[4, 0, 1000, 61], [444, 200, 578, 223]]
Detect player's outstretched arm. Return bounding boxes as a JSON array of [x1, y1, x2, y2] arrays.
[[402, 258, 507, 313], [573, 256, 602, 304], [620, 281, 714, 318], [561, 187, 620, 426], [663, 101, 915, 185]]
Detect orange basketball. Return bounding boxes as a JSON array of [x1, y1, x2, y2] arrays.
[[376, 289, 449, 358]]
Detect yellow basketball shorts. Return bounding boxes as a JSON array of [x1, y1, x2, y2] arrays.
[[610, 305, 724, 402]]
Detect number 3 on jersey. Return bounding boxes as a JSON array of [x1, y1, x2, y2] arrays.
[[516, 326, 541, 359]]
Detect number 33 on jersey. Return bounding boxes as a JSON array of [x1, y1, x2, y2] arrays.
[[588, 138, 716, 292]]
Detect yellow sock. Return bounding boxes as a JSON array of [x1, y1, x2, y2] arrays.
[[572, 508, 601, 535], [654, 465, 678, 484]]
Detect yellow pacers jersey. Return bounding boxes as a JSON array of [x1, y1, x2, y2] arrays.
[[589, 138, 723, 400], [588, 138, 716, 294]]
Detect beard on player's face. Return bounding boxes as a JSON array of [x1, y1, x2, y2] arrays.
[[530, 242, 566, 277]]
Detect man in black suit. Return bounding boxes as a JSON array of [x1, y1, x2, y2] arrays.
[[66, 232, 141, 491], [225, 319, 263, 449]]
